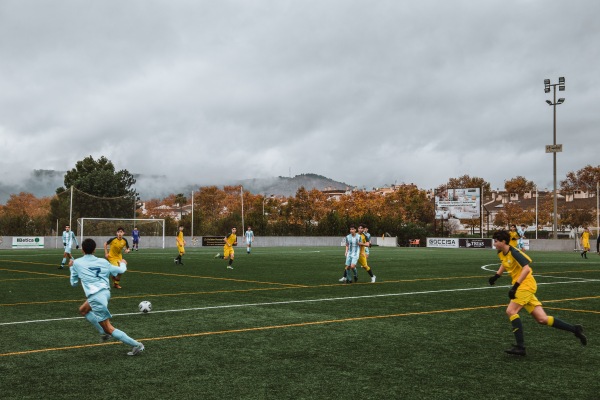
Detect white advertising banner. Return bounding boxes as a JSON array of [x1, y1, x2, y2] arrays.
[[12, 237, 45, 249], [426, 237, 459, 248], [435, 188, 481, 219]]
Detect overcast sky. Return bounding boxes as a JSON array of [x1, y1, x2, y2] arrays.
[[1, 0, 598, 195]]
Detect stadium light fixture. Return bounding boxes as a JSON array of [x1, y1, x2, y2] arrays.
[[544, 77, 566, 240], [544, 79, 551, 93]]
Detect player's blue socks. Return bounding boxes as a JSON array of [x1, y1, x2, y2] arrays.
[[111, 329, 140, 347], [84, 312, 105, 334], [353, 269, 358, 279], [61, 257, 66, 265]]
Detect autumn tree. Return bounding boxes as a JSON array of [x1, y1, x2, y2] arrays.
[[286, 187, 328, 234], [504, 176, 536, 196], [559, 207, 594, 230], [0, 192, 51, 235], [560, 165, 600, 193], [493, 202, 529, 228], [445, 175, 491, 193]]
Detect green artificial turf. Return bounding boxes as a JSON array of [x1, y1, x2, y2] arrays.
[[1, 246, 599, 399]]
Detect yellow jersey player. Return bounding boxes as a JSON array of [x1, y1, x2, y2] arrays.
[[488, 230, 587, 356], [103, 227, 130, 289], [357, 224, 376, 283], [508, 224, 519, 248], [175, 226, 186, 265], [215, 227, 237, 269], [580, 227, 590, 259]]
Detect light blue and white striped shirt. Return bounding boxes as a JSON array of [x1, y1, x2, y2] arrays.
[[345, 233, 361, 257], [62, 230, 79, 248]]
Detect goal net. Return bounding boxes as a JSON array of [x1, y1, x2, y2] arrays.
[[77, 218, 166, 248]]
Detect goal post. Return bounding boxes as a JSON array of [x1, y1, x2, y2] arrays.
[[77, 218, 166, 248]]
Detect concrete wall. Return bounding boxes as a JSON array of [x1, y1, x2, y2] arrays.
[[1, 236, 581, 251], [529, 239, 580, 252], [0, 235, 398, 250]]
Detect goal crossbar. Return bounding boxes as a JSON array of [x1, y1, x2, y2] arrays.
[[77, 218, 166, 248]]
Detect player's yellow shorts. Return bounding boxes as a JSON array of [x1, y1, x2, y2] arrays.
[[107, 257, 122, 266], [177, 245, 185, 255], [358, 254, 369, 268], [582, 240, 590, 250], [223, 245, 234, 258], [513, 289, 542, 313]]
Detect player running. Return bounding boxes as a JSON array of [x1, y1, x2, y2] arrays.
[[104, 227, 130, 289], [70, 238, 144, 356], [215, 227, 237, 269], [59, 225, 79, 269], [488, 230, 587, 356]]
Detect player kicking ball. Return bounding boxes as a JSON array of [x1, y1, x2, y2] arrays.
[[70, 238, 144, 356], [488, 230, 587, 356]]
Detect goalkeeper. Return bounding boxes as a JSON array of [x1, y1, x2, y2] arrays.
[[488, 230, 587, 356]]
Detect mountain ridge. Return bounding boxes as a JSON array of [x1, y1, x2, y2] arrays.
[[0, 170, 353, 203]]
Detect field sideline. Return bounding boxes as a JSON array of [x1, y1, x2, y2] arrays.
[[1, 247, 599, 399]]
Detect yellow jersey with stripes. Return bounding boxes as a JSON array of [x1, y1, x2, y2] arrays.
[[497, 246, 536, 293], [106, 237, 129, 262]]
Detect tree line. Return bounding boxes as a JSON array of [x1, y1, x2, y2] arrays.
[[1, 156, 598, 241]]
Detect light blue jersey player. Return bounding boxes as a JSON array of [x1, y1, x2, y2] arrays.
[[59, 225, 79, 269], [339, 225, 362, 283], [244, 226, 254, 254], [70, 238, 144, 356]]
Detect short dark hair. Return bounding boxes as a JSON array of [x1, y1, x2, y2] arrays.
[[81, 238, 97, 254], [493, 230, 510, 245], [358, 223, 367, 229], [116, 227, 124, 232], [349, 225, 356, 230]]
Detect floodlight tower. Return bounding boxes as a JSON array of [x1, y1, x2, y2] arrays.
[[544, 77, 565, 240]]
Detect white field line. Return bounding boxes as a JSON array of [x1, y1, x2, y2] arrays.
[[2, 277, 599, 327]]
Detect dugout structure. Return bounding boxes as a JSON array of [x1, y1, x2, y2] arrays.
[[77, 218, 166, 248]]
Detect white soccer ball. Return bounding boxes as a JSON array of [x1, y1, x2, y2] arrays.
[[138, 301, 152, 313]]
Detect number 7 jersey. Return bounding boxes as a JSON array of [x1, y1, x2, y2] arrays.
[[70, 254, 126, 297]]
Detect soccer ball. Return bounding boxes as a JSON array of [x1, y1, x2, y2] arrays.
[[138, 301, 152, 313]]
